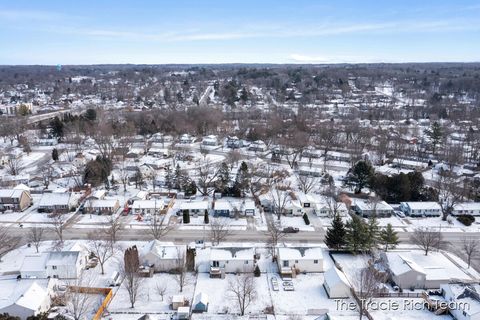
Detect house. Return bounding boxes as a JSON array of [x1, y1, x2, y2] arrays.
[[314, 201, 348, 217], [37, 192, 73, 213], [276, 247, 324, 277], [241, 199, 256, 216], [323, 266, 351, 299], [213, 199, 234, 217], [296, 193, 316, 214], [209, 247, 255, 278], [178, 200, 210, 216], [131, 200, 164, 215], [179, 134, 195, 144], [285, 199, 304, 216], [192, 293, 209, 313], [226, 136, 242, 148], [248, 140, 267, 152], [400, 202, 442, 217], [0, 280, 52, 319], [202, 135, 218, 146], [84, 199, 120, 215], [177, 306, 190, 320], [46, 251, 85, 279], [440, 283, 480, 320], [148, 147, 170, 158], [353, 199, 393, 217], [0, 188, 32, 212], [380, 251, 473, 290], [20, 253, 50, 279], [452, 202, 480, 216], [141, 241, 185, 272]]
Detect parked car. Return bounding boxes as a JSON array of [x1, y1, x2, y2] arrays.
[[283, 280, 294, 291], [394, 210, 406, 218], [283, 227, 300, 233]]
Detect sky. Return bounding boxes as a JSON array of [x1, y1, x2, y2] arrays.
[[0, 0, 479, 65]]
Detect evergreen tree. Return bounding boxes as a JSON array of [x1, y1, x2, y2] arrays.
[[366, 214, 380, 250], [216, 162, 230, 194], [234, 161, 250, 197], [49, 116, 64, 140], [204, 211, 209, 224], [325, 214, 346, 250], [345, 215, 369, 253], [344, 160, 374, 194], [380, 223, 399, 251], [424, 121, 442, 155], [51, 148, 59, 161], [165, 165, 173, 190], [183, 210, 190, 224], [254, 265, 261, 277]]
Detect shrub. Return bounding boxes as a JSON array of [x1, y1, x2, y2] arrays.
[[457, 214, 475, 226], [303, 213, 310, 225], [204, 211, 209, 224], [183, 210, 190, 224], [254, 265, 261, 277]]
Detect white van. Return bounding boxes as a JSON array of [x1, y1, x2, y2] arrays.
[[108, 271, 121, 286]]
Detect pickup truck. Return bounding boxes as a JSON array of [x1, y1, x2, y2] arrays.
[[283, 227, 300, 233]]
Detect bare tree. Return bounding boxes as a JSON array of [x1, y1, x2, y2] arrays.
[[322, 186, 343, 218], [226, 149, 242, 169], [410, 227, 446, 255], [461, 237, 480, 268], [5, 158, 24, 176], [268, 169, 291, 220], [228, 274, 257, 316], [88, 232, 116, 275], [353, 265, 386, 320], [27, 226, 45, 253], [196, 158, 220, 196], [50, 212, 66, 249], [120, 250, 145, 308], [0, 226, 21, 261], [264, 220, 286, 260], [436, 171, 462, 221], [155, 282, 167, 301], [104, 214, 124, 244], [173, 247, 188, 292], [66, 271, 98, 320], [147, 214, 172, 240], [210, 217, 232, 246], [295, 172, 319, 194]]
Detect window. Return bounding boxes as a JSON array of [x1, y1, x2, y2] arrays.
[[212, 261, 219, 267], [245, 261, 249, 264], [313, 260, 318, 264], [52, 266, 57, 270], [283, 260, 289, 267], [295, 260, 298, 264]]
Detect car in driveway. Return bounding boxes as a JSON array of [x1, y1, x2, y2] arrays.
[[283, 227, 300, 233]]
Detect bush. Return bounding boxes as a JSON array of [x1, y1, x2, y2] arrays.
[[183, 210, 190, 224], [303, 213, 310, 225], [457, 214, 475, 226], [204, 211, 209, 224], [254, 265, 261, 277]]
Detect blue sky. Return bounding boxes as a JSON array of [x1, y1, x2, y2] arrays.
[[0, 0, 479, 64]]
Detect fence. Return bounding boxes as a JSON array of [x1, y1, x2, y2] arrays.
[[67, 286, 112, 320]]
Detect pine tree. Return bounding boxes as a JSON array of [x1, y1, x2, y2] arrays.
[[254, 265, 261, 277], [216, 162, 230, 194], [204, 211, 209, 224], [424, 121, 443, 155], [183, 210, 190, 224], [345, 215, 369, 253], [51, 148, 59, 161], [366, 214, 380, 250], [380, 223, 399, 251], [325, 213, 346, 250], [234, 161, 250, 197]]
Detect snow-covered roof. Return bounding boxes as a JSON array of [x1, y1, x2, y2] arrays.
[[354, 199, 393, 212], [46, 251, 80, 267], [20, 253, 50, 274], [210, 247, 254, 261], [277, 247, 323, 261], [401, 201, 441, 210], [142, 240, 184, 260], [131, 200, 164, 210], [325, 266, 351, 288], [0, 188, 28, 199], [179, 200, 209, 210], [0, 279, 49, 311], [194, 292, 209, 305], [454, 202, 480, 211], [88, 199, 119, 208], [38, 192, 71, 206], [214, 200, 233, 211], [384, 251, 472, 281]]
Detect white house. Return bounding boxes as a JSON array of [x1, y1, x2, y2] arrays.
[[452, 203, 480, 216], [400, 202, 442, 217], [85, 199, 120, 215], [178, 200, 210, 216], [440, 283, 480, 320], [131, 200, 164, 215], [276, 247, 324, 277], [37, 192, 73, 213], [0, 280, 52, 319], [202, 135, 218, 146], [141, 241, 185, 272], [46, 251, 85, 279], [354, 199, 393, 217], [323, 266, 351, 299], [314, 201, 348, 217], [381, 251, 473, 290], [285, 199, 304, 216], [209, 247, 255, 278]]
